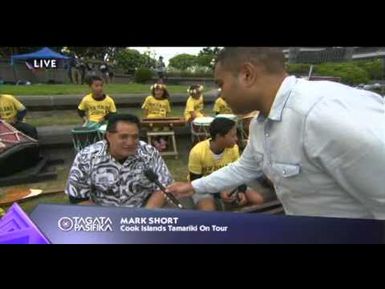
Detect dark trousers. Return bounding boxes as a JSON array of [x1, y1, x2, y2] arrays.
[[13, 121, 38, 140]]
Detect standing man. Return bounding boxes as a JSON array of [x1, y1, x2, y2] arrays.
[[167, 47, 385, 220], [156, 56, 166, 83]]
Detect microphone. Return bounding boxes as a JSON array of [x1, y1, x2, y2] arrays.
[[228, 184, 247, 197], [144, 168, 184, 209], [228, 187, 241, 203], [228, 184, 247, 203]]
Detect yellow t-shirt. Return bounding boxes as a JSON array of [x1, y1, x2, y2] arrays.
[[141, 95, 171, 118], [188, 139, 239, 179], [78, 93, 117, 123], [0, 94, 26, 123], [213, 97, 233, 114], [184, 95, 204, 121]]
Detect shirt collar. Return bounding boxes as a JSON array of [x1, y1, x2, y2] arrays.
[[258, 75, 298, 123], [97, 140, 146, 165]]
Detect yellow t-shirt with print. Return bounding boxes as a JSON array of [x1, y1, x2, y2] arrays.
[[141, 95, 171, 118], [188, 139, 239, 179], [213, 97, 233, 114], [78, 93, 117, 123], [184, 95, 204, 121], [0, 94, 25, 123]]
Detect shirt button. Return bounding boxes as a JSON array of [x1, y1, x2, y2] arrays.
[[265, 132, 269, 137], [282, 170, 286, 175]]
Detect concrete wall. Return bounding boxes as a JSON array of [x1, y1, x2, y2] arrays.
[[18, 93, 218, 111]]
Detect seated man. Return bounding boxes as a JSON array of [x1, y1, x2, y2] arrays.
[[65, 114, 173, 208], [188, 117, 264, 211], [0, 94, 38, 139], [78, 75, 117, 126]]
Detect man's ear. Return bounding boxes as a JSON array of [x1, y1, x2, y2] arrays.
[[105, 132, 112, 143], [239, 62, 259, 88]]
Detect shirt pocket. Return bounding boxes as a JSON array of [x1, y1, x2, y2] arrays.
[[271, 162, 300, 178]]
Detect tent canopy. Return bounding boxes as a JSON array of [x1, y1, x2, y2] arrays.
[[11, 47, 69, 65]]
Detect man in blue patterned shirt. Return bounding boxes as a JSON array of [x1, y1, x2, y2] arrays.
[[66, 114, 173, 208], [167, 47, 385, 219]]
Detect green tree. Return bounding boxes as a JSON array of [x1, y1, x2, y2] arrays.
[[169, 54, 197, 70], [115, 48, 156, 74], [134, 68, 153, 83], [197, 47, 222, 68], [141, 50, 157, 69], [355, 59, 383, 80], [286, 63, 313, 76], [66, 47, 124, 62], [316, 62, 369, 85]]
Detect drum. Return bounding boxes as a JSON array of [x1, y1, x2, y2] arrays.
[[84, 121, 100, 129], [216, 114, 239, 131], [215, 114, 237, 121], [191, 116, 214, 143], [85, 120, 106, 138], [239, 111, 259, 145], [71, 126, 103, 152], [98, 124, 107, 135], [0, 120, 40, 177], [193, 116, 214, 127]]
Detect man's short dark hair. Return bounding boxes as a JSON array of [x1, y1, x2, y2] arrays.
[[107, 114, 141, 132], [87, 75, 103, 86], [215, 47, 286, 75], [209, 117, 236, 140]]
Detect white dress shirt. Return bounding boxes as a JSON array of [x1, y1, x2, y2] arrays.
[[192, 76, 385, 219]]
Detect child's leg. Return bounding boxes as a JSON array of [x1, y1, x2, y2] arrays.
[[160, 126, 170, 150], [152, 138, 162, 151], [245, 188, 264, 205], [193, 194, 217, 211]]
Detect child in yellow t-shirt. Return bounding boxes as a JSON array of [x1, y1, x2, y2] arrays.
[[78, 76, 117, 126], [0, 94, 38, 139], [142, 83, 171, 118], [213, 88, 233, 115], [184, 85, 204, 122], [188, 117, 264, 211], [142, 83, 172, 151]]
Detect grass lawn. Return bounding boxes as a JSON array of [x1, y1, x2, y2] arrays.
[[0, 137, 192, 214], [0, 83, 203, 95], [0, 157, 191, 214]]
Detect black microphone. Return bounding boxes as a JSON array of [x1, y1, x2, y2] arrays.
[[228, 184, 247, 204], [228, 184, 247, 197], [144, 168, 184, 209]]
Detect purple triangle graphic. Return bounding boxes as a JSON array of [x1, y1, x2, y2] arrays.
[[0, 203, 50, 244]]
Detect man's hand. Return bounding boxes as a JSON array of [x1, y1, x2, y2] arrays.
[[78, 199, 95, 206], [236, 192, 248, 206], [166, 182, 195, 198], [220, 191, 237, 203], [145, 190, 166, 209]]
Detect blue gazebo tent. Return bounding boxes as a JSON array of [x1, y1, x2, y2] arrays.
[[10, 47, 70, 83], [11, 47, 69, 65]]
